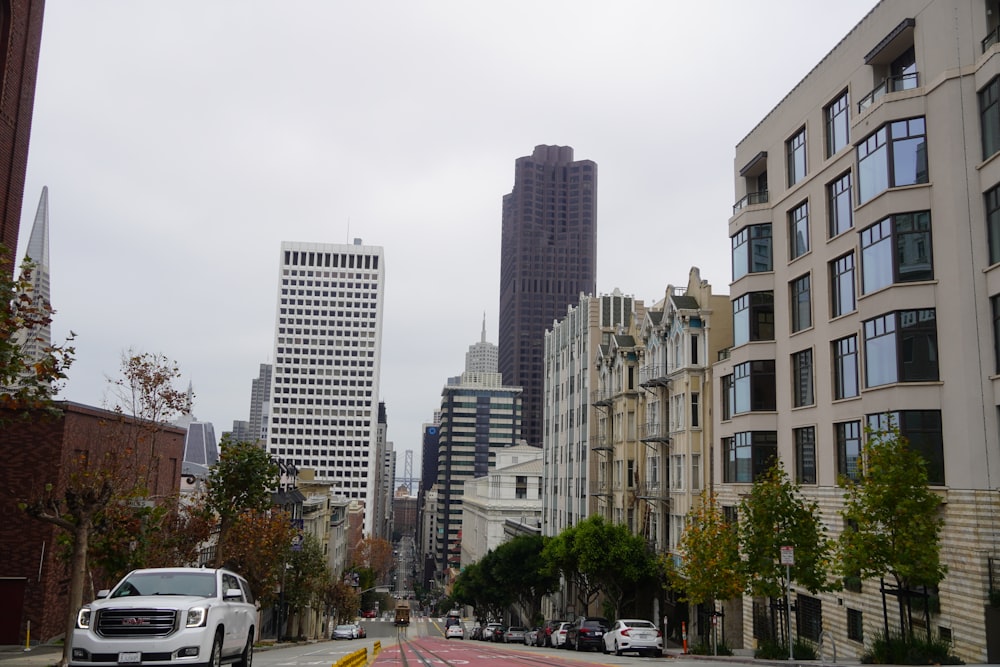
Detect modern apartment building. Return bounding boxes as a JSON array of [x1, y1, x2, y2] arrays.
[[499, 145, 597, 448], [715, 1, 1000, 661], [266, 239, 385, 536], [542, 289, 639, 537], [638, 268, 730, 554]]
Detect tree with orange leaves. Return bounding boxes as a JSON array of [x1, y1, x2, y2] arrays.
[[353, 536, 394, 582]]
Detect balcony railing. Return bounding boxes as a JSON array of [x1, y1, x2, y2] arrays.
[[591, 388, 614, 407], [639, 422, 671, 443], [639, 364, 670, 387], [858, 72, 919, 113], [590, 433, 613, 451], [732, 190, 769, 214], [984, 25, 1000, 53]]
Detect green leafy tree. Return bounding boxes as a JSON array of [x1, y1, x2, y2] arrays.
[[544, 515, 656, 618], [206, 436, 280, 566], [452, 557, 509, 622], [667, 491, 744, 608], [739, 462, 835, 642], [838, 419, 946, 641], [487, 534, 559, 625], [284, 533, 331, 637], [0, 250, 75, 418]]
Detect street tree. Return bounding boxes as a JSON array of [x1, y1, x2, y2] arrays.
[[838, 419, 946, 641], [666, 491, 744, 610], [739, 462, 835, 643], [452, 557, 509, 623], [206, 435, 280, 567], [219, 508, 297, 608], [353, 536, 394, 583], [20, 351, 189, 667], [488, 534, 559, 625], [0, 251, 75, 418], [284, 533, 331, 638]]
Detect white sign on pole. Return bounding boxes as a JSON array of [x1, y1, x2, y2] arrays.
[[780, 546, 795, 565]]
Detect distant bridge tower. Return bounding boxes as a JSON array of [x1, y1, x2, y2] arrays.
[[395, 450, 418, 496]]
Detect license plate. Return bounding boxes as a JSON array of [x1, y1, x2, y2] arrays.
[[594, 632, 602, 637], [117, 652, 141, 664]]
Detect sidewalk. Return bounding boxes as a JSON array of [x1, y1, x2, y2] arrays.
[[0, 645, 63, 667]]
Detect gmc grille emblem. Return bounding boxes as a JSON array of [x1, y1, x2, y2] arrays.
[[122, 618, 149, 625]]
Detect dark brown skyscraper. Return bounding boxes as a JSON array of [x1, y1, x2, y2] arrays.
[[498, 145, 597, 447], [0, 0, 46, 278]]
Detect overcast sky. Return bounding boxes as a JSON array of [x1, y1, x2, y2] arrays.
[[19, 1, 878, 473]]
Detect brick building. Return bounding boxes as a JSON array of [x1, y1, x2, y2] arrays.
[[0, 402, 184, 644], [0, 0, 46, 278]]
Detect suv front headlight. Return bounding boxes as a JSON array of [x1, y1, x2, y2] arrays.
[[186, 607, 207, 628], [77, 608, 92, 629]]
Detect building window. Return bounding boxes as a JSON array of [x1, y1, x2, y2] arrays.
[[789, 201, 810, 260], [732, 223, 773, 280], [516, 475, 527, 499], [787, 127, 807, 186], [734, 360, 776, 414], [833, 335, 859, 400], [721, 374, 734, 421], [796, 594, 823, 642], [826, 90, 850, 157], [691, 392, 700, 428], [860, 212, 933, 294], [857, 117, 928, 204], [691, 454, 701, 491], [830, 253, 856, 318], [986, 184, 1000, 266], [733, 291, 775, 345], [794, 426, 816, 484], [847, 609, 864, 642], [792, 349, 814, 408], [828, 172, 853, 238], [836, 421, 862, 482], [994, 295, 1000, 373], [981, 76, 1000, 160], [723, 431, 778, 483], [790, 274, 812, 333], [867, 410, 944, 485], [863, 309, 938, 387], [672, 455, 685, 490]]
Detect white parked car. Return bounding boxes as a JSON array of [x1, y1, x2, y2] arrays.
[[446, 624, 464, 639], [552, 621, 571, 648], [602, 618, 663, 657], [70, 567, 256, 667]]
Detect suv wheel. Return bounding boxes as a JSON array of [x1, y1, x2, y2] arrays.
[[235, 630, 254, 667], [209, 631, 223, 667]]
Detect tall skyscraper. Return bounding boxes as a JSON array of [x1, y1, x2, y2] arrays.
[[13, 187, 51, 362], [0, 0, 45, 279], [266, 239, 385, 536], [499, 145, 597, 447]]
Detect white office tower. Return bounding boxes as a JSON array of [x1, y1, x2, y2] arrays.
[[266, 239, 385, 536], [464, 315, 498, 376]]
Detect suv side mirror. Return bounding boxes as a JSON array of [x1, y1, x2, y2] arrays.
[[224, 588, 243, 601]]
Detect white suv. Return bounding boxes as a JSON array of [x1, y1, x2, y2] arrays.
[[70, 567, 256, 667]]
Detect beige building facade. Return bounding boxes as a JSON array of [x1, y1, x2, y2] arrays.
[[714, 1, 1000, 661]]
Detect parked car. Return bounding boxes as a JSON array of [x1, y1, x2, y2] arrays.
[[361, 609, 376, 618], [602, 618, 663, 657], [524, 627, 539, 646], [489, 624, 506, 642], [539, 619, 565, 646], [503, 626, 527, 643], [564, 616, 610, 651], [332, 624, 356, 640], [470, 625, 483, 640], [551, 621, 571, 648], [483, 622, 503, 641], [446, 624, 465, 639], [355, 623, 366, 639]]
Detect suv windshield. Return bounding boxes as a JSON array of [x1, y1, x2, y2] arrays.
[[112, 572, 216, 598]]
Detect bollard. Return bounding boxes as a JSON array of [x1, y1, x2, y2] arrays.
[[24, 620, 31, 652], [682, 621, 688, 654]]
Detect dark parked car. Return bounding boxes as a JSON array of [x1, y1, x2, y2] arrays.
[[490, 624, 506, 642], [539, 619, 565, 647], [564, 615, 610, 651]]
